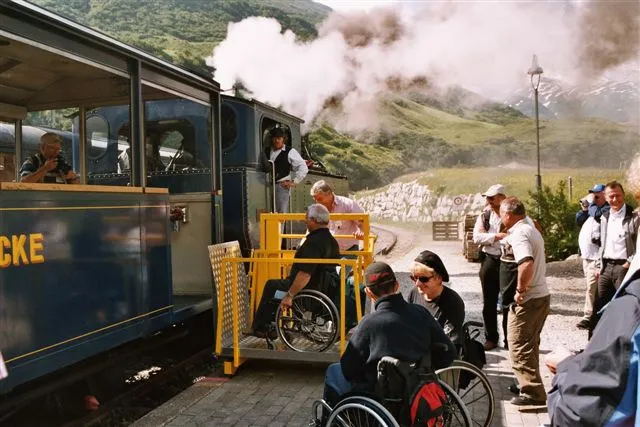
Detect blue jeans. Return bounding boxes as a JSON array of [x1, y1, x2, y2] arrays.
[[323, 363, 352, 404]]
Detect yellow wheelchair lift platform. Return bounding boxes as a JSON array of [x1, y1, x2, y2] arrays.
[[208, 213, 375, 376]]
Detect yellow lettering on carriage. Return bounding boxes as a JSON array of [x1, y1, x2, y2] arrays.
[[12, 235, 28, 266], [0, 233, 45, 268], [0, 236, 10, 268], [30, 233, 44, 264]]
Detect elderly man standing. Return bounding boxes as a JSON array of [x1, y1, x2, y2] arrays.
[[589, 181, 640, 334], [310, 180, 365, 252], [500, 196, 550, 406], [20, 132, 78, 184], [473, 184, 507, 351], [259, 127, 308, 214]]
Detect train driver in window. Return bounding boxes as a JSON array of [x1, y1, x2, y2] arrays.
[[20, 132, 78, 184]]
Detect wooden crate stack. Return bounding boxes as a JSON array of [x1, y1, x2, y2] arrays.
[[462, 214, 480, 262]]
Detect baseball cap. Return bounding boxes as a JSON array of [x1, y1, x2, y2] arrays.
[[364, 262, 397, 288], [482, 184, 506, 198], [588, 183, 606, 193], [414, 250, 449, 282]]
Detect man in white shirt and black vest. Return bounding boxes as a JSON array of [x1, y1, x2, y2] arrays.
[[259, 127, 308, 213], [473, 184, 507, 351]]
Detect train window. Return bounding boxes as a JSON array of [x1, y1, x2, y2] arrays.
[[0, 121, 16, 182], [86, 115, 109, 160], [221, 104, 237, 150]]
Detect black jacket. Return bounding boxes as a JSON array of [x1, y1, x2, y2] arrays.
[[340, 293, 456, 387], [548, 267, 640, 426], [407, 286, 465, 348]]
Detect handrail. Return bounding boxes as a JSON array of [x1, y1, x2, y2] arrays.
[[218, 256, 362, 370], [0, 182, 170, 194]]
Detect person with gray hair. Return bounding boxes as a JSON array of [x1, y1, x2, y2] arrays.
[[310, 179, 365, 252], [20, 132, 78, 184], [251, 203, 340, 337], [499, 196, 550, 406]]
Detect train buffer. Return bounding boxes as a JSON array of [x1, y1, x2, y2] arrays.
[[208, 213, 376, 376]]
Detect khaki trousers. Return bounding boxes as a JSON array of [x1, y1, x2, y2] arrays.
[[582, 259, 598, 320], [507, 294, 550, 401]]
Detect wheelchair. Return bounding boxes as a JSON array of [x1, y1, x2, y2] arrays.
[[435, 321, 495, 427], [275, 289, 340, 352], [310, 357, 472, 427]]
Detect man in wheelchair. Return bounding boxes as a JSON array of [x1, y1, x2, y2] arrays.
[[323, 262, 457, 406], [251, 203, 340, 338]]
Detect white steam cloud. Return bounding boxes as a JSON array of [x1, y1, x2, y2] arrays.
[[208, 1, 639, 134]]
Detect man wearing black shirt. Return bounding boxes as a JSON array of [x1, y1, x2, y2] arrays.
[[251, 203, 340, 335], [407, 250, 465, 349], [323, 262, 456, 404]]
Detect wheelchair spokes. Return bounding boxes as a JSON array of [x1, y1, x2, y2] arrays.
[[276, 290, 339, 352], [436, 360, 495, 427]]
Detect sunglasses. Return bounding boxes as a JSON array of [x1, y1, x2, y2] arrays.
[[486, 196, 495, 201], [410, 275, 434, 283]]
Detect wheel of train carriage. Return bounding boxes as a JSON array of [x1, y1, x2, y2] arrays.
[[436, 360, 494, 427], [275, 289, 339, 352], [325, 396, 399, 427]]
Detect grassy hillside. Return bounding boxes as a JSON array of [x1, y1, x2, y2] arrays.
[[356, 167, 626, 202], [31, 0, 330, 74]]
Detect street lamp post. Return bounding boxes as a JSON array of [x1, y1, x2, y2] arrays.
[[527, 55, 543, 193]]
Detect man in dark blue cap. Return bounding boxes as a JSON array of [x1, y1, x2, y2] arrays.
[[575, 183, 610, 330], [576, 183, 609, 226]]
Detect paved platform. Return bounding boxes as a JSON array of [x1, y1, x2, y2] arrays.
[[132, 232, 587, 426]]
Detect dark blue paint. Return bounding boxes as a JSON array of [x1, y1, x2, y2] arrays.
[[0, 190, 172, 393]]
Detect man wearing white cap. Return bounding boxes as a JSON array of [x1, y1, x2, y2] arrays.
[[473, 184, 507, 351]]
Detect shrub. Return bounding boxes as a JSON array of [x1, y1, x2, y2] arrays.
[[527, 180, 580, 262]]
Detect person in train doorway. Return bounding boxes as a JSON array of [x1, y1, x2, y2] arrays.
[[259, 126, 309, 214], [20, 132, 78, 184], [250, 203, 339, 338]]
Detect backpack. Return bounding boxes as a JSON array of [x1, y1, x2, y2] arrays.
[[377, 356, 447, 427], [409, 381, 447, 427]]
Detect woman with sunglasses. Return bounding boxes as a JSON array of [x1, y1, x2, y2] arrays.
[[407, 250, 466, 350]]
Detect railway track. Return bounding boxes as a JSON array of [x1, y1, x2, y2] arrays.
[[372, 225, 398, 256]]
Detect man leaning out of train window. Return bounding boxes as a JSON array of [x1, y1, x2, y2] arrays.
[[19, 133, 79, 184]]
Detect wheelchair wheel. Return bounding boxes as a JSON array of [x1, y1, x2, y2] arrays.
[[326, 396, 399, 427], [439, 380, 472, 427], [276, 289, 339, 352], [436, 360, 494, 427]]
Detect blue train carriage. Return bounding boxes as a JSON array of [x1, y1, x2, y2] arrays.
[[221, 95, 349, 252], [0, 0, 222, 400]]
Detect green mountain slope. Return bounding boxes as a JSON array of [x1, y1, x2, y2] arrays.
[[31, 0, 330, 73]]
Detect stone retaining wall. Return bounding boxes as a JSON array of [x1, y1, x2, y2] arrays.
[[354, 180, 486, 223]]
